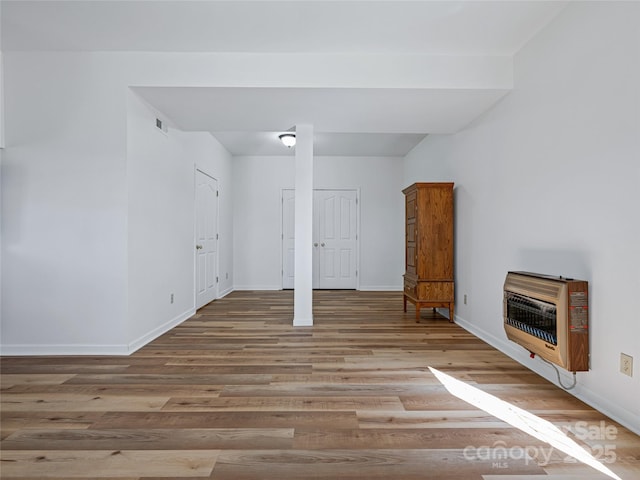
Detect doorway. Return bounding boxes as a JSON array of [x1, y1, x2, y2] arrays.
[[282, 189, 359, 289]]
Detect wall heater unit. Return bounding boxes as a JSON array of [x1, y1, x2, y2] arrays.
[[503, 271, 589, 372]]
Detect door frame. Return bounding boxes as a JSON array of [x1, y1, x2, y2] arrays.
[[281, 187, 360, 290], [194, 168, 219, 308]]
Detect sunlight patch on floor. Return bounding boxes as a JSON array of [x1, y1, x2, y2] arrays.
[[429, 367, 621, 480]]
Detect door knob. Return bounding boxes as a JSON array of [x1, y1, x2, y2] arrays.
[[196, 245, 203, 250], [321, 243, 325, 247], [314, 243, 318, 247]]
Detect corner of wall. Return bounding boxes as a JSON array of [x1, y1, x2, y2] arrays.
[[127, 307, 196, 355], [1, 51, 5, 149], [218, 286, 234, 299], [0, 50, 3, 336]]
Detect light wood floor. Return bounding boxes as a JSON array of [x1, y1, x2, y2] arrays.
[[1, 290, 638, 479]]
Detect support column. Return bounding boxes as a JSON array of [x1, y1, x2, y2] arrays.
[[293, 124, 313, 326]]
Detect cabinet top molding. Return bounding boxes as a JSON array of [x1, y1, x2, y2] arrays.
[[403, 182, 454, 194]]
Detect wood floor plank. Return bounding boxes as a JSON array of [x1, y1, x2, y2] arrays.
[[483, 476, 613, 479], [291, 427, 550, 450], [144, 354, 345, 364], [162, 396, 405, 412], [356, 410, 609, 429], [219, 384, 444, 397], [357, 410, 510, 429], [123, 365, 312, 375], [2, 384, 224, 397], [0, 477, 141, 480], [1, 412, 101, 440], [90, 411, 360, 430], [2, 428, 294, 450], [64, 374, 272, 385], [0, 450, 218, 478], [0, 365, 133, 375], [466, 372, 551, 384], [210, 449, 545, 479], [1, 290, 638, 479], [1, 393, 169, 412], [399, 388, 589, 412], [269, 373, 439, 384], [0, 374, 77, 387]]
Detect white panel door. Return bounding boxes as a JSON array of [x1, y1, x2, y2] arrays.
[[195, 170, 218, 308], [315, 190, 358, 289], [282, 189, 358, 289]]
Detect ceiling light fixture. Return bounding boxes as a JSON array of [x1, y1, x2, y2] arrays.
[[278, 133, 296, 148]]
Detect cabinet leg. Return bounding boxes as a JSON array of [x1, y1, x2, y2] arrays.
[[403, 295, 407, 312], [449, 303, 455, 323], [415, 304, 420, 321]]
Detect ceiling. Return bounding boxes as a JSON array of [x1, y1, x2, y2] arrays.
[[1, 1, 568, 156], [132, 86, 511, 155]]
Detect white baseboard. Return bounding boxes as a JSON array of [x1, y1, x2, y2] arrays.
[[0, 308, 196, 357], [0, 343, 132, 356], [218, 286, 234, 298], [359, 285, 404, 291], [454, 314, 640, 436], [233, 285, 281, 291], [233, 286, 404, 292], [126, 308, 196, 354], [293, 316, 313, 327]]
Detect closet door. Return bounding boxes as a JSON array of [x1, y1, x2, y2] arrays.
[[282, 189, 358, 289], [315, 190, 358, 289]]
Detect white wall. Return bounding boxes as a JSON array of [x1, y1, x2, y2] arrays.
[[404, 2, 640, 433], [1, 45, 4, 332], [1, 53, 129, 353], [232, 156, 295, 290], [0, 47, 4, 330], [126, 92, 233, 350], [315, 156, 405, 290], [181, 128, 234, 298], [0, 52, 4, 148], [0, 3, 4, 148], [0, 53, 234, 354], [128, 92, 194, 348], [0, 47, 511, 353], [232, 155, 404, 291], [2, 47, 504, 353]]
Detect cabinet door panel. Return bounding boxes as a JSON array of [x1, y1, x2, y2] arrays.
[[406, 192, 417, 222], [417, 186, 453, 279], [406, 244, 416, 274]]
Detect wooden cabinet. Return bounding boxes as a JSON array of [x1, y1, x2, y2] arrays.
[[403, 182, 455, 322]]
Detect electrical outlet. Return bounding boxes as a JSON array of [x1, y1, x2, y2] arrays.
[[170, 293, 174, 304], [620, 353, 633, 377], [463, 294, 467, 305]]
